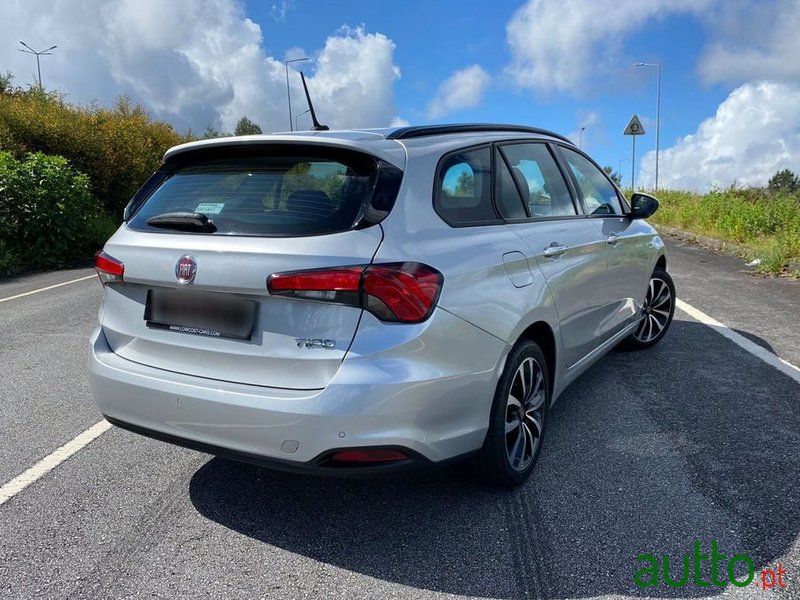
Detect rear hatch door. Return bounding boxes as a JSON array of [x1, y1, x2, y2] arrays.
[[100, 142, 401, 390]]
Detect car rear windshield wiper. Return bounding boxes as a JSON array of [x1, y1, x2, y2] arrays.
[[145, 212, 217, 233]]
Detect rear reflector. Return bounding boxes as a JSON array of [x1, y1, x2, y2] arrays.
[[267, 262, 443, 323], [331, 449, 408, 463], [95, 251, 124, 284]]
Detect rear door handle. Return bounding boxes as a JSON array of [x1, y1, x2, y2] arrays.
[[606, 233, 620, 245], [543, 244, 568, 258]]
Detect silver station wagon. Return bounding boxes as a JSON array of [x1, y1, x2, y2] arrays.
[[89, 124, 675, 486]]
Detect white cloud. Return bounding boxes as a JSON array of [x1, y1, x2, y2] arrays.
[[308, 27, 401, 130], [698, 0, 800, 86], [640, 81, 800, 191], [0, 1, 402, 133], [284, 46, 307, 62], [270, 0, 294, 22], [427, 65, 491, 119], [504, 0, 713, 94]]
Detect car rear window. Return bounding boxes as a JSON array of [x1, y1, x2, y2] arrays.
[[128, 149, 398, 236]]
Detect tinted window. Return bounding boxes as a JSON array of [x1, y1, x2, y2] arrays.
[[436, 147, 496, 225], [499, 144, 576, 218], [560, 147, 623, 216], [128, 154, 384, 236], [495, 150, 527, 220]]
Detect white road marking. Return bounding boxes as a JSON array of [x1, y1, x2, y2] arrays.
[[677, 298, 800, 385], [0, 274, 95, 303], [0, 420, 111, 507]]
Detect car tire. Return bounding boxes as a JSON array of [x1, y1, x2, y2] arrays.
[[477, 339, 549, 487], [619, 268, 676, 351]]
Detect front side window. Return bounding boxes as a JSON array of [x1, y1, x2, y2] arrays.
[[435, 146, 496, 225], [560, 147, 623, 216], [499, 143, 576, 218]]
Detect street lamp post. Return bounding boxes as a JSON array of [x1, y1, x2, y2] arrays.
[[285, 57, 309, 131], [579, 126, 586, 150], [295, 109, 311, 131], [17, 41, 57, 89], [635, 62, 661, 191]]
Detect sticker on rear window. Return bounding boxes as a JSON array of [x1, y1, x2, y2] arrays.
[[195, 202, 224, 215]]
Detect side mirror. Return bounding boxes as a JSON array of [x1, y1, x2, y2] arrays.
[[629, 192, 659, 219]]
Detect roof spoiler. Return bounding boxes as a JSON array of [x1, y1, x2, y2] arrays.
[[300, 71, 329, 132]]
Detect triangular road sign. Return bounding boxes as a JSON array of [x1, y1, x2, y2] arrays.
[[624, 115, 645, 136]]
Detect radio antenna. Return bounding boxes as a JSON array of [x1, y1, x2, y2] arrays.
[[299, 71, 329, 131]]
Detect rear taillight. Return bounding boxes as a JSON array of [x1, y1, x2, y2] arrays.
[[362, 264, 443, 322], [267, 262, 443, 323], [95, 251, 124, 284]]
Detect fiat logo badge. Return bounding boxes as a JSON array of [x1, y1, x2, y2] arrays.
[[175, 255, 197, 284]]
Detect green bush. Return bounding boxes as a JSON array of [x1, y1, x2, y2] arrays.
[[0, 151, 112, 270], [0, 239, 17, 272], [0, 86, 184, 217], [651, 187, 800, 275]]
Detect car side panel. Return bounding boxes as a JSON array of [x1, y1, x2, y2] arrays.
[[601, 218, 663, 336], [507, 219, 611, 368], [376, 147, 565, 400]]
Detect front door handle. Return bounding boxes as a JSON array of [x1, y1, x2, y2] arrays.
[[606, 233, 621, 245], [543, 244, 568, 258]]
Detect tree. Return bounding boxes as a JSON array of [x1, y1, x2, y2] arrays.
[[235, 116, 262, 136], [768, 169, 799, 194], [0, 71, 15, 94], [454, 171, 474, 196], [604, 165, 621, 186]]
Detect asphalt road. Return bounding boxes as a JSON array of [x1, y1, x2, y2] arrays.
[[1, 238, 798, 600]]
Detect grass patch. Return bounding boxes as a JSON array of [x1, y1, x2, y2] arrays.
[[649, 188, 800, 276]]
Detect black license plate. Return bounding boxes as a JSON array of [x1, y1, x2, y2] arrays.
[[145, 288, 256, 340]]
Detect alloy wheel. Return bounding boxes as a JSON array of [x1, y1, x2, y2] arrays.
[[634, 276, 673, 343], [505, 357, 546, 472]]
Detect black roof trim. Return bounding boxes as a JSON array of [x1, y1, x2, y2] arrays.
[[387, 123, 573, 144]]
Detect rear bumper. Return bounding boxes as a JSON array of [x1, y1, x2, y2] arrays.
[[104, 415, 438, 477], [88, 309, 508, 468]]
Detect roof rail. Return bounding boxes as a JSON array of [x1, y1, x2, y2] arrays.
[[387, 123, 574, 144]]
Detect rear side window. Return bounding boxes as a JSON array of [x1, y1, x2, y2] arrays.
[[435, 146, 497, 225], [495, 151, 528, 220], [128, 150, 399, 237]]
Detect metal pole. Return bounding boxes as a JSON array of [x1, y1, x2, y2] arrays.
[[284, 57, 309, 132], [635, 63, 662, 191], [295, 109, 310, 131], [655, 65, 661, 191], [285, 62, 292, 131], [579, 126, 585, 149], [18, 42, 57, 90], [631, 136, 636, 191]]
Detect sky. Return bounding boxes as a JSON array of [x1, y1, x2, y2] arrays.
[[1, 0, 799, 192]]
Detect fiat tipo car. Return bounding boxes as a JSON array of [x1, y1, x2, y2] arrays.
[[89, 124, 674, 486]]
